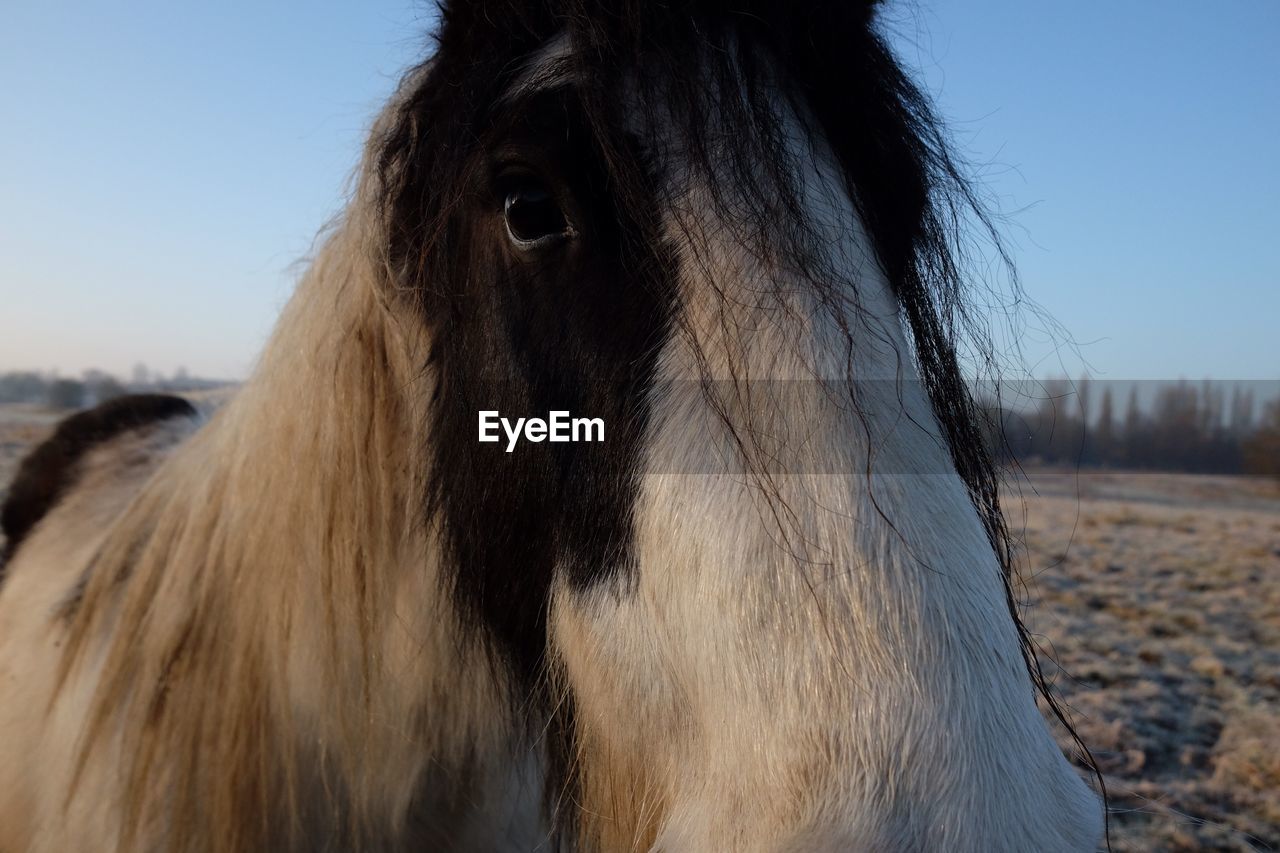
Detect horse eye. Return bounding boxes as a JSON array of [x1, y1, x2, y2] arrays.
[[503, 181, 574, 248]]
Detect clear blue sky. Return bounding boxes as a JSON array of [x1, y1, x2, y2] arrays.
[[1, 1, 1275, 380]]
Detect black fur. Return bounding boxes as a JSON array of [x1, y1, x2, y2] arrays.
[[0, 395, 196, 572], [412, 83, 674, 685], [375, 0, 1104, 842]]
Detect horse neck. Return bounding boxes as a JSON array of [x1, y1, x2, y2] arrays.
[[65, 216, 508, 847]]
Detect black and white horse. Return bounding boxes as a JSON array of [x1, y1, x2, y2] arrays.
[[0, 1, 1103, 850]]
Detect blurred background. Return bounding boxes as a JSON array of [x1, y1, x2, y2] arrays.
[[0, 1, 1276, 848]]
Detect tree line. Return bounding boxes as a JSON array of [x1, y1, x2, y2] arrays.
[[2, 370, 1276, 479], [982, 379, 1279, 479], [0, 367, 227, 410]]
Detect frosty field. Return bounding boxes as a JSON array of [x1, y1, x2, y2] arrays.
[[1015, 468, 1278, 850]]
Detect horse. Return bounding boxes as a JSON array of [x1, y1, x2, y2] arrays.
[[0, 1, 1105, 850]]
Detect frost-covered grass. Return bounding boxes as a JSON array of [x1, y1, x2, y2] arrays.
[[1013, 468, 1279, 850]]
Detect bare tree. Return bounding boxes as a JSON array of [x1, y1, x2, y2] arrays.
[[1242, 401, 1280, 481], [47, 379, 86, 410]]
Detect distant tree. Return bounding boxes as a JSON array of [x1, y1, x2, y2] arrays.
[[89, 376, 127, 404], [1074, 376, 1090, 416], [1151, 382, 1200, 471], [1242, 401, 1280, 481], [82, 369, 114, 404], [0, 371, 48, 403], [1093, 387, 1115, 466], [47, 379, 86, 410], [1042, 378, 1084, 464], [1198, 379, 1217, 436], [1229, 386, 1255, 437], [1075, 375, 1093, 464], [1122, 386, 1144, 468]]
